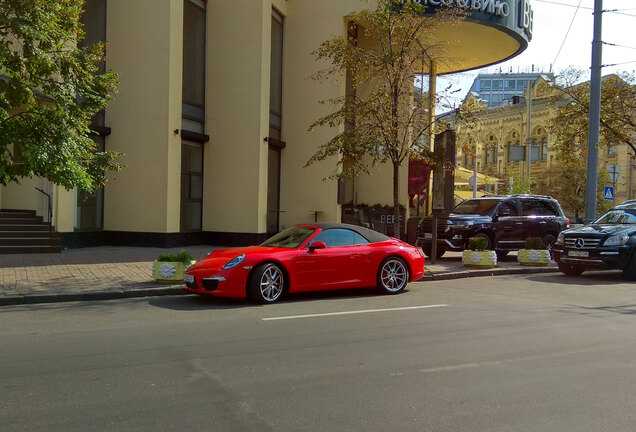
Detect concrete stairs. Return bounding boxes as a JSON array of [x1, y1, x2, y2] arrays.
[[0, 210, 61, 253]]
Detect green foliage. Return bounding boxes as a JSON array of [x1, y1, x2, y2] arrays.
[[532, 165, 613, 222], [0, 0, 122, 191], [549, 68, 636, 162], [467, 236, 488, 251], [507, 174, 534, 195], [525, 237, 543, 250], [157, 250, 194, 264]]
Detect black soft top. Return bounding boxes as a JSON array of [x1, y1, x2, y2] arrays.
[[306, 223, 391, 243]]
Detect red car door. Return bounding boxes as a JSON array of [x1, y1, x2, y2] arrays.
[[293, 228, 366, 291]]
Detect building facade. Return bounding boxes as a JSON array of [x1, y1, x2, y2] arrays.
[[1, 0, 410, 248], [466, 68, 553, 108], [454, 74, 636, 216]]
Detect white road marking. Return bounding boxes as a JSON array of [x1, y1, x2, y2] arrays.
[[262, 304, 448, 321]]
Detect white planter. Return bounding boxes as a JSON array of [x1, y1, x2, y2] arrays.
[[517, 249, 550, 266], [152, 260, 196, 281], [462, 250, 497, 268]]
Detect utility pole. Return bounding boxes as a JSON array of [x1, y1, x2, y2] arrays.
[[584, 0, 603, 222], [526, 79, 532, 191]]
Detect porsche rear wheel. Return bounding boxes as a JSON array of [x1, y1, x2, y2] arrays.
[[249, 263, 284, 304], [377, 257, 409, 294]]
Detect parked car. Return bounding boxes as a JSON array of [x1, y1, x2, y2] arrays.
[[551, 200, 636, 280], [416, 194, 569, 259], [184, 223, 425, 303]]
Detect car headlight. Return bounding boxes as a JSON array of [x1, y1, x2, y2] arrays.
[[556, 232, 564, 245], [222, 254, 245, 269], [453, 221, 473, 228], [602, 234, 629, 247]]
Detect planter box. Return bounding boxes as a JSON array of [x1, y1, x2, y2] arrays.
[[152, 260, 195, 281], [517, 249, 550, 266], [462, 250, 497, 268]]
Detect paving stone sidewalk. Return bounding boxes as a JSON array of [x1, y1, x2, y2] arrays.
[[0, 246, 559, 306]]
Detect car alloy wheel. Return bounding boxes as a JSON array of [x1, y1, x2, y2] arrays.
[[542, 234, 557, 250], [378, 258, 408, 294], [250, 263, 284, 303]]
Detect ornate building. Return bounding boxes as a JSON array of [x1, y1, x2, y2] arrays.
[[453, 74, 636, 216]]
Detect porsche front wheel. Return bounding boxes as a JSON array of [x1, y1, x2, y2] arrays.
[[377, 258, 409, 294], [249, 263, 285, 304]]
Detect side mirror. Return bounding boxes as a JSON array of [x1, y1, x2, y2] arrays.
[[308, 241, 326, 252]]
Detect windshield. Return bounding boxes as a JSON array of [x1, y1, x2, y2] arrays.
[[594, 209, 636, 224], [453, 198, 501, 216], [260, 226, 316, 248]]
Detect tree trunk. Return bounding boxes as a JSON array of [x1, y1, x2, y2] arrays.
[[393, 161, 401, 239]]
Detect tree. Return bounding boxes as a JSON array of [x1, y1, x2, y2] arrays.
[[550, 68, 636, 165], [306, 0, 463, 238], [533, 164, 612, 222], [0, 0, 121, 192], [548, 68, 635, 217]]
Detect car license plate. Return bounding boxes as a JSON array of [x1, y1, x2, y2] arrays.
[[184, 274, 194, 283], [568, 250, 589, 258], [424, 233, 432, 239]]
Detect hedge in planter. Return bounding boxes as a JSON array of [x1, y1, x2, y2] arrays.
[[517, 237, 551, 266], [462, 236, 497, 268], [152, 250, 196, 281]]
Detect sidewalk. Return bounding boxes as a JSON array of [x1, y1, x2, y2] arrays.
[[0, 246, 559, 306]]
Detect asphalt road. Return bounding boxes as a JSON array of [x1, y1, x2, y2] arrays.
[[2, 271, 636, 432]]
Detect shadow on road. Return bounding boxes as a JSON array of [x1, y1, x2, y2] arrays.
[[148, 287, 401, 310], [525, 270, 627, 285]]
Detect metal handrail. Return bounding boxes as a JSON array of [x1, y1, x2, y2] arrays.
[[35, 187, 53, 232]]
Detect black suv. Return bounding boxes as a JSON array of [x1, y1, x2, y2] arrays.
[[551, 200, 636, 280], [416, 195, 569, 259]]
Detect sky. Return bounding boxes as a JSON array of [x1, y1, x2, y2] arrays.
[[435, 0, 636, 111]]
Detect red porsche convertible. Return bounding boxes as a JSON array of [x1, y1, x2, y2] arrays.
[[184, 223, 425, 303]]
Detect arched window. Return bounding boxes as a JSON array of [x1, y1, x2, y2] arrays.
[[541, 137, 548, 160]]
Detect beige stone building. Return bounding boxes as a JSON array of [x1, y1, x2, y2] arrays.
[[454, 75, 636, 215]]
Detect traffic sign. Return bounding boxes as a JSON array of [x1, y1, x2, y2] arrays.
[[606, 164, 621, 184], [604, 186, 614, 201]]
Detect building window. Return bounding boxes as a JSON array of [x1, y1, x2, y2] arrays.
[[182, 0, 206, 120], [181, 0, 206, 232], [181, 141, 203, 231], [481, 80, 491, 90], [608, 143, 618, 156], [508, 142, 525, 162], [76, 0, 107, 231], [267, 9, 284, 234], [530, 138, 540, 161], [541, 137, 548, 160]]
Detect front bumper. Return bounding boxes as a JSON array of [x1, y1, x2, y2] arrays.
[[415, 236, 465, 251], [184, 267, 249, 298], [551, 245, 633, 270]]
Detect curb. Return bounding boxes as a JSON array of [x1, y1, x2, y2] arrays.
[[420, 266, 559, 281], [1, 266, 560, 307], [0, 286, 187, 307]]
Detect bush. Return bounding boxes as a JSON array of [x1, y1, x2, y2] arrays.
[[524, 237, 543, 249], [467, 236, 489, 251], [156, 249, 194, 264]]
